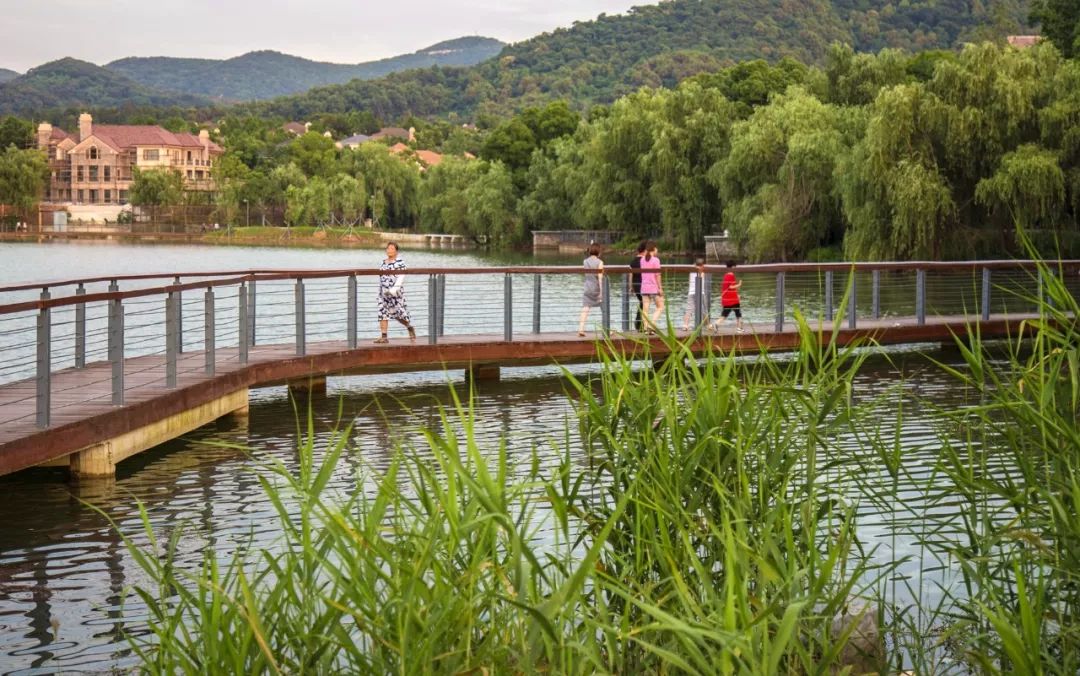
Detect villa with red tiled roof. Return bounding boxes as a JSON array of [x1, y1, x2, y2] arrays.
[[36, 113, 223, 205]]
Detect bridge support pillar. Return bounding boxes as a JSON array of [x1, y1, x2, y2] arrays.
[[68, 388, 250, 478], [466, 364, 500, 383], [288, 376, 327, 397]]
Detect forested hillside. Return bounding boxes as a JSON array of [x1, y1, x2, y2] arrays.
[[107, 37, 505, 101], [254, 0, 1030, 120], [0, 58, 208, 116]]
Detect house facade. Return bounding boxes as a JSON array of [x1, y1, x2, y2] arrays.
[[37, 113, 224, 205]]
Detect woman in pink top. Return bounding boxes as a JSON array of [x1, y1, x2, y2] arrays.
[[639, 241, 664, 332]]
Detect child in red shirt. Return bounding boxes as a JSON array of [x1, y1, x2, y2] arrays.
[[712, 260, 744, 333]]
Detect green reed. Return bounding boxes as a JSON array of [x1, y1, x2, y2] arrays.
[[901, 256, 1080, 674], [103, 263, 1080, 673]]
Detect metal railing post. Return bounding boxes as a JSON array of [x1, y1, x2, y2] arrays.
[[1040, 269, 1053, 309], [36, 288, 50, 429], [916, 269, 926, 326], [825, 270, 834, 322], [166, 290, 178, 388], [848, 271, 857, 330], [601, 275, 611, 333], [621, 274, 631, 332], [532, 274, 541, 334], [295, 277, 306, 356], [693, 274, 704, 328], [504, 273, 513, 342], [204, 287, 215, 375], [238, 282, 249, 364], [108, 282, 124, 406], [438, 274, 446, 337], [248, 280, 257, 346], [775, 272, 785, 333], [75, 283, 86, 369], [428, 274, 438, 345], [981, 268, 991, 321], [173, 276, 183, 353], [872, 270, 881, 320], [347, 274, 358, 349], [704, 273, 713, 326]]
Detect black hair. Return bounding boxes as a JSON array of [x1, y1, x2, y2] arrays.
[[636, 241, 647, 254], [725, 260, 736, 268], [644, 240, 657, 262]]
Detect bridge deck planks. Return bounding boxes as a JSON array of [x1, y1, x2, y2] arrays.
[[0, 313, 1039, 474]]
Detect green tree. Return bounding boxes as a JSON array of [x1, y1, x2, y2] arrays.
[[0, 116, 33, 150], [481, 118, 536, 175], [289, 131, 339, 178], [838, 83, 956, 259], [129, 168, 184, 206], [0, 146, 48, 211], [647, 82, 738, 248], [342, 144, 419, 227], [1031, 0, 1080, 58], [976, 144, 1066, 230], [715, 87, 854, 261], [465, 161, 520, 243], [519, 137, 589, 231], [328, 173, 367, 224], [419, 157, 479, 234]]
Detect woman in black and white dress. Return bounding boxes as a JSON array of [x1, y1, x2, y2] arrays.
[[374, 242, 416, 344]]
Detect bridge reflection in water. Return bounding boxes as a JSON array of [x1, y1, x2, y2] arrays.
[[0, 261, 1073, 478]]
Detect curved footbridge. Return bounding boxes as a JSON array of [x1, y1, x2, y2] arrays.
[[0, 261, 1071, 478]]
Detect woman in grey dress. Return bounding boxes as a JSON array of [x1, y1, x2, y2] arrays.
[[577, 245, 604, 336]]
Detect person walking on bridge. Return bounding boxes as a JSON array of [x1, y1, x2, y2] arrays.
[[578, 245, 605, 336], [629, 241, 646, 331], [640, 241, 664, 333], [712, 260, 744, 333], [374, 242, 416, 344]]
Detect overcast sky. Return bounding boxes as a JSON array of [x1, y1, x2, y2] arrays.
[[0, 0, 642, 72]]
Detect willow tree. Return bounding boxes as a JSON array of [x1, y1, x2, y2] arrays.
[[579, 90, 663, 236], [713, 87, 853, 261], [647, 82, 738, 249], [839, 83, 955, 260], [976, 144, 1066, 242], [328, 173, 366, 225], [419, 157, 481, 235], [342, 144, 420, 228], [464, 161, 520, 243], [0, 146, 47, 214], [285, 178, 331, 227], [518, 136, 589, 232]]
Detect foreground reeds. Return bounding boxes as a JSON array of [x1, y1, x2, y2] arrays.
[[105, 258, 1080, 674]]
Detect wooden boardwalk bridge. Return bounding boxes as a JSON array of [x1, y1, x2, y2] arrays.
[[0, 261, 1072, 478]]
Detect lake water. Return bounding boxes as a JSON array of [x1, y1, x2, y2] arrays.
[[0, 241, 1046, 672]]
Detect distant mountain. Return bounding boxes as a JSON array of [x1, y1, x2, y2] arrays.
[[255, 0, 1030, 121], [106, 37, 506, 101], [0, 58, 208, 116], [0, 68, 18, 83]]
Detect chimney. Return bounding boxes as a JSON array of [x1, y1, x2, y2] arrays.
[[198, 129, 210, 149], [304, 122, 311, 132], [78, 113, 92, 142], [37, 122, 52, 150], [408, 126, 416, 142]]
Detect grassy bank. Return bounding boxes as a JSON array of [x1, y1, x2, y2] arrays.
[[201, 226, 384, 248], [103, 259, 1080, 673]]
